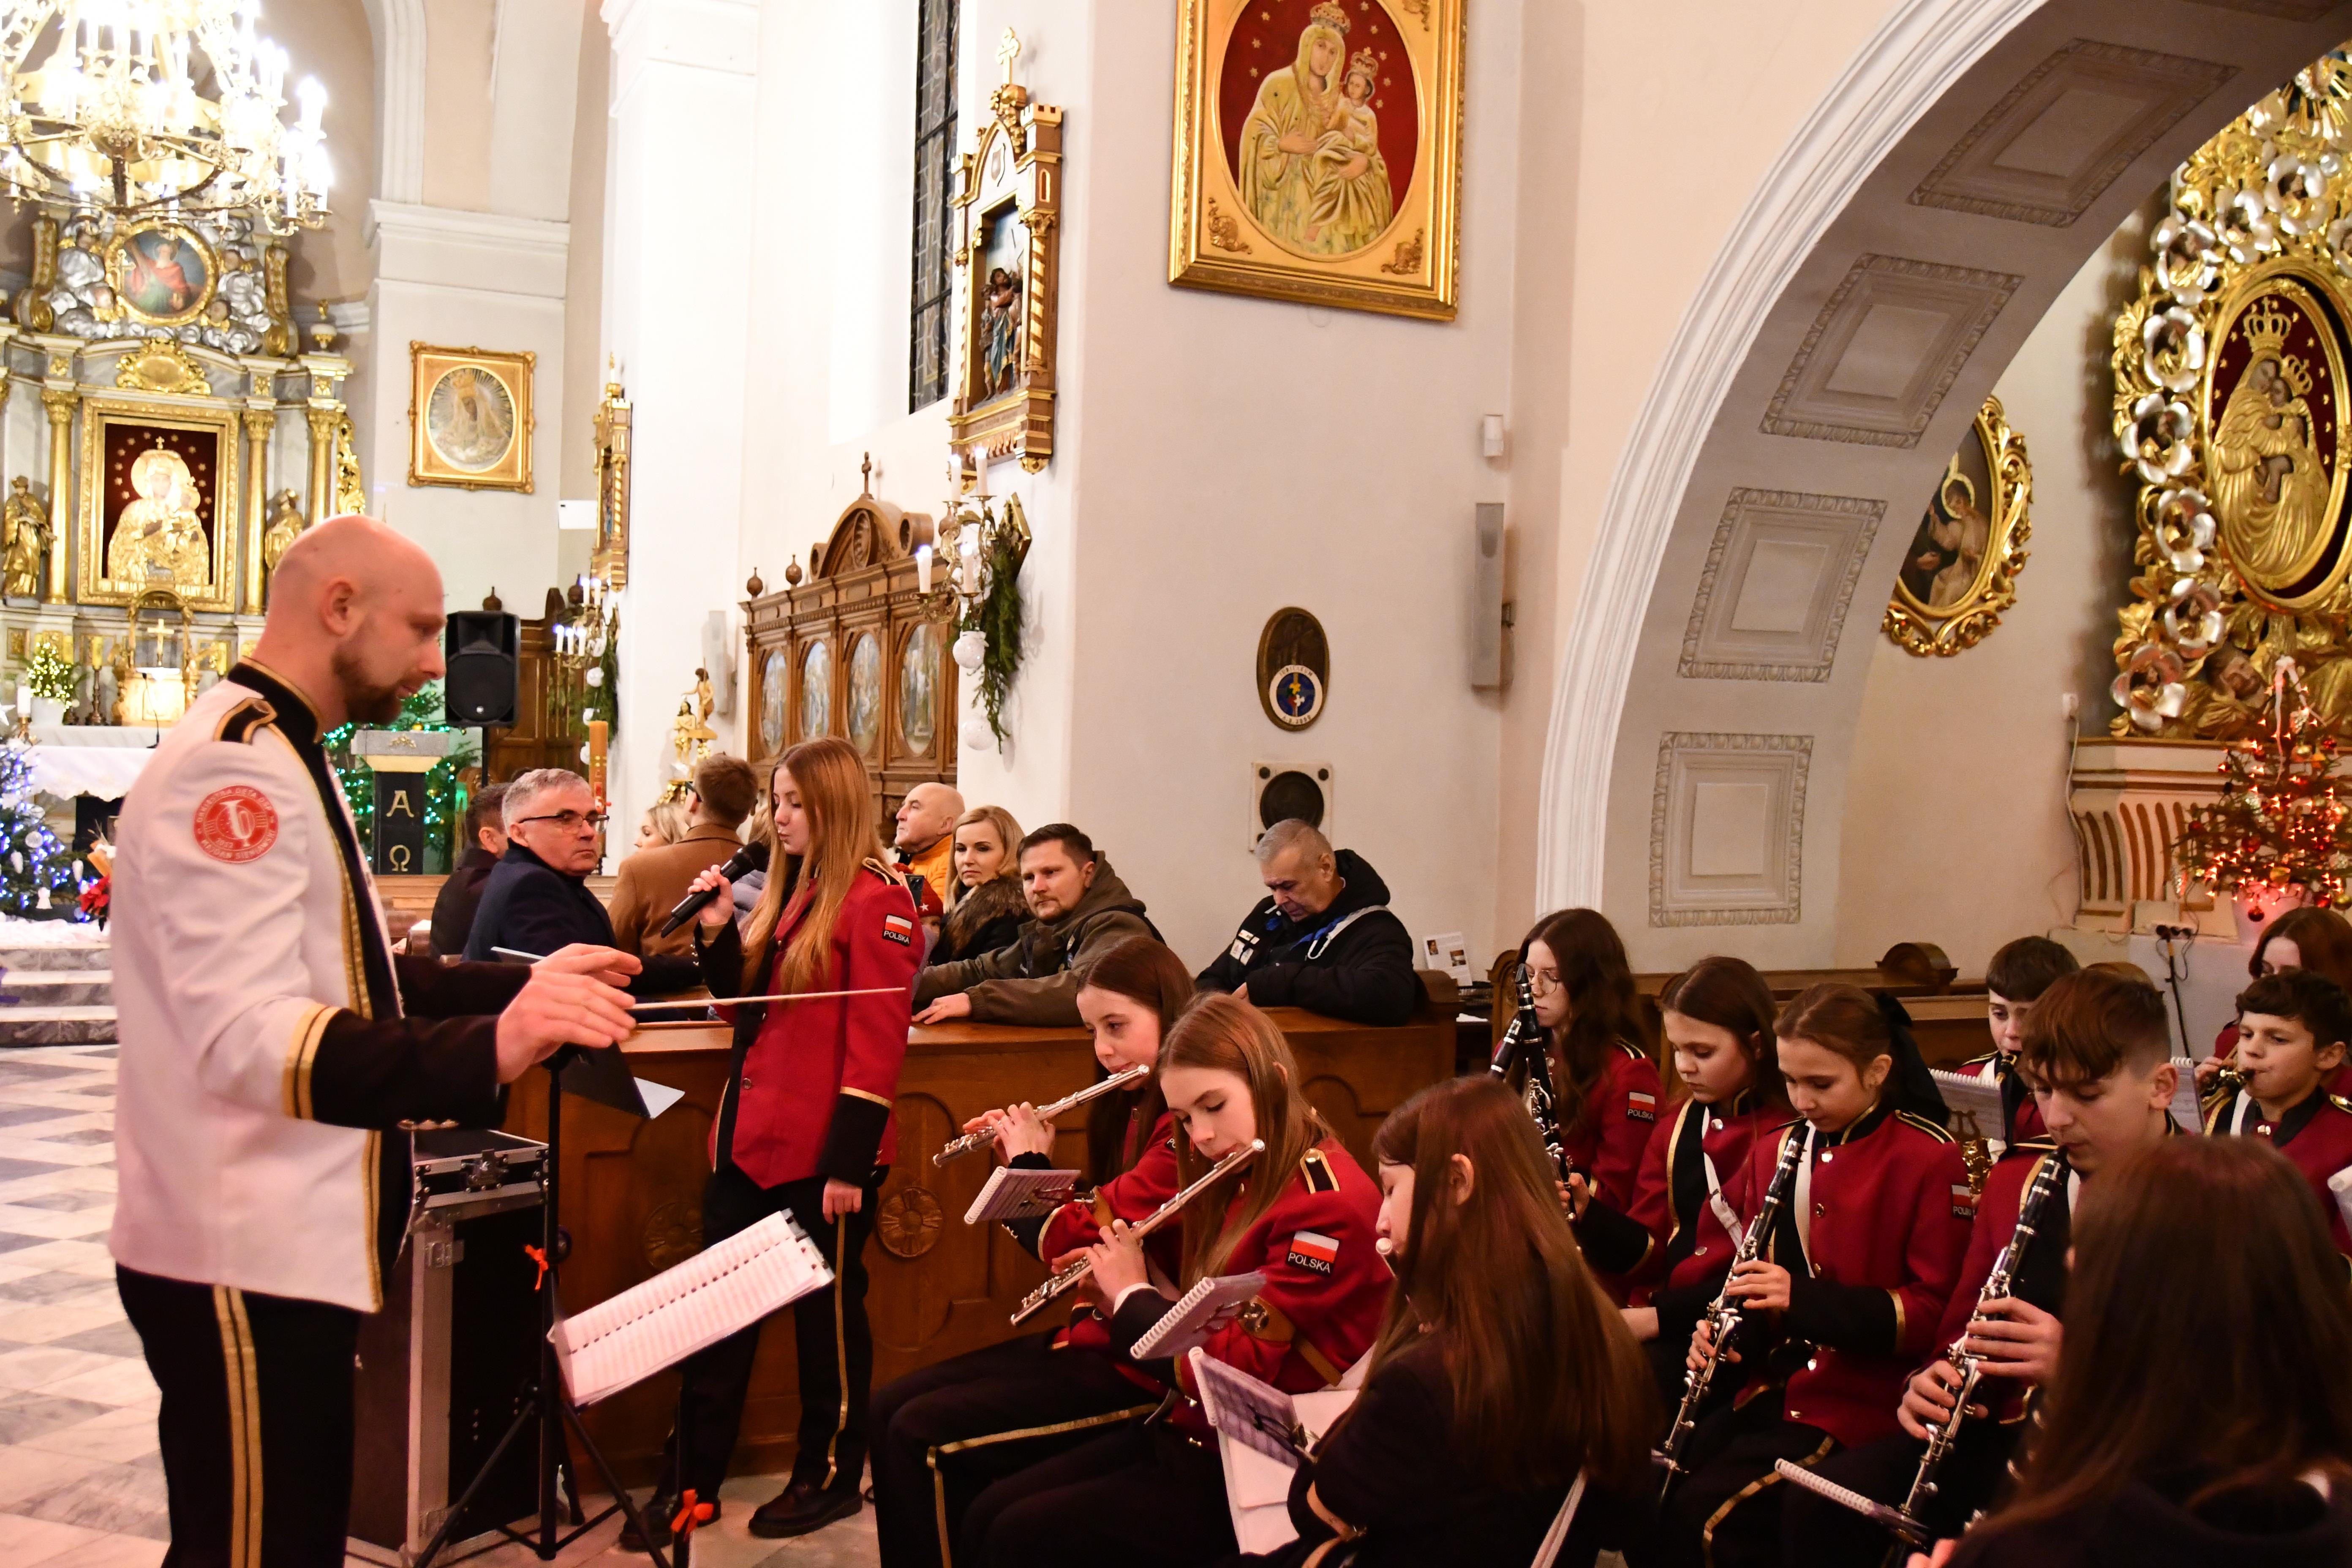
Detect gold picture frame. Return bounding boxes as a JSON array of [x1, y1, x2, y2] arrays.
[[104, 220, 219, 328], [947, 66, 1062, 474], [75, 395, 243, 613], [1885, 395, 2032, 656], [1169, 0, 1464, 321], [407, 343, 534, 492]]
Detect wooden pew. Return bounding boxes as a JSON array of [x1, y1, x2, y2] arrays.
[[503, 1000, 1454, 1485]]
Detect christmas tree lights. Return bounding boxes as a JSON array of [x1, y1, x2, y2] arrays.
[[0, 740, 88, 920], [2175, 656, 2352, 914], [324, 683, 478, 873]]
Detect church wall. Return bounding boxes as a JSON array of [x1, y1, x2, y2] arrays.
[[273, 0, 380, 305], [420, 0, 498, 213], [557, 7, 613, 591], [1831, 199, 2157, 975]]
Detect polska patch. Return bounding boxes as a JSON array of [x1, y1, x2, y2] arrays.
[[194, 785, 278, 863], [882, 912, 915, 946], [1286, 1230, 1338, 1277], [1627, 1091, 1657, 1123], [1950, 1183, 1978, 1220]]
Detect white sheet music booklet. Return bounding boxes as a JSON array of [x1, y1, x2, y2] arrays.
[[549, 1211, 833, 1407]]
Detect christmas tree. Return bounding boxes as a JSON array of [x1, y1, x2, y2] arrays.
[[2174, 656, 2352, 911], [0, 740, 86, 920]]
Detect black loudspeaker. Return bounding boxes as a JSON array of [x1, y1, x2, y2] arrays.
[[444, 612, 520, 726]]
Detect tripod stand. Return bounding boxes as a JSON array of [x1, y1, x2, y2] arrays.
[[414, 1049, 673, 1568]]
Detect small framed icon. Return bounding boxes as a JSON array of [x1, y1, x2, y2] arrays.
[[1267, 664, 1324, 729]]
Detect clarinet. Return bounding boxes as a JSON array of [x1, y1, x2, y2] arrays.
[[1490, 962, 1571, 1182], [1896, 1149, 2069, 1525], [1657, 1122, 1811, 1499]]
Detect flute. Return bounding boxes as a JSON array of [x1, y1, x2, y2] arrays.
[[1008, 1138, 1263, 1326], [934, 1064, 1153, 1166]]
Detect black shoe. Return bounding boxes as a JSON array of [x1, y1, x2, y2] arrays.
[[747, 1476, 862, 1538], [619, 1490, 721, 1553]]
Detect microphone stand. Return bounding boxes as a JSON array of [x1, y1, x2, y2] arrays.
[[412, 1048, 674, 1568]]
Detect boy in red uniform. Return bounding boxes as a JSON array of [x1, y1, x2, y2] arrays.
[[1950, 936, 2077, 1147], [1781, 967, 2179, 1564], [2206, 968, 2352, 1256]]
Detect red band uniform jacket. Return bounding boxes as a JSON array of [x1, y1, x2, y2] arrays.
[[1581, 1092, 1780, 1326], [1004, 1108, 1185, 1365], [1745, 1102, 1973, 1448], [1559, 1041, 1664, 1213], [1954, 1049, 2048, 1145], [2208, 1085, 2352, 1255], [696, 862, 921, 1187], [1107, 1139, 1386, 1426]]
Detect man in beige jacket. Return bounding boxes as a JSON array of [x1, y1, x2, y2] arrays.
[[608, 753, 761, 958]]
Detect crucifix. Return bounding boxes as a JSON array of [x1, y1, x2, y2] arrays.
[[996, 27, 1021, 84]]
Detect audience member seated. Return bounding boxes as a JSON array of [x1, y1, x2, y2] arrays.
[[634, 796, 689, 851], [1195, 819, 1420, 1026], [893, 781, 965, 917], [465, 767, 697, 991], [934, 805, 1028, 965], [1941, 1139, 2352, 1568], [428, 781, 507, 958], [912, 824, 1153, 1026], [608, 754, 760, 959]]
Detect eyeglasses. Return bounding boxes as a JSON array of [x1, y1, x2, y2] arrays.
[[514, 810, 609, 831]]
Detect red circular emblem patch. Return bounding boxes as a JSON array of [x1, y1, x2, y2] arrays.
[[193, 786, 278, 863]]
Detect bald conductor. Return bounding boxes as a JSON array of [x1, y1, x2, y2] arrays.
[[108, 517, 641, 1565]]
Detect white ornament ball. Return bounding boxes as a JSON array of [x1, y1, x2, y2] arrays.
[[35, 887, 48, 910], [586, 668, 604, 688], [952, 630, 987, 673]]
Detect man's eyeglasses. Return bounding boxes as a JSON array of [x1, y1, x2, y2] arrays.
[[514, 810, 609, 831]]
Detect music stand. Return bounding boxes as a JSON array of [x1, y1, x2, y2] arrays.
[[413, 1047, 674, 1568]]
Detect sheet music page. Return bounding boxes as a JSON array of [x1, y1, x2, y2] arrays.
[[1190, 1347, 1305, 1466], [1930, 1069, 2006, 1143], [2167, 1056, 2208, 1131], [1129, 1271, 1266, 1361], [963, 1165, 1083, 1225], [550, 1212, 834, 1405]]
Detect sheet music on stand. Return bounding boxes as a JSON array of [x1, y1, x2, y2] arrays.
[[1930, 1069, 2006, 1149], [1129, 1271, 1266, 1361], [2167, 1056, 2209, 1131], [963, 1165, 1081, 1225], [549, 1212, 833, 1407]]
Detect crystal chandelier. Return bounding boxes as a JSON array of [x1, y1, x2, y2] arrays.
[[0, 0, 329, 231]]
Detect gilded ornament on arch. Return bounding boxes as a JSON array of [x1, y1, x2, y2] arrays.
[[1169, 0, 1465, 321], [1884, 395, 2033, 656], [2107, 44, 2352, 740], [113, 340, 214, 397]]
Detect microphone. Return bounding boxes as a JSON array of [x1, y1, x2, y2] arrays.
[[658, 841, 770, 936]]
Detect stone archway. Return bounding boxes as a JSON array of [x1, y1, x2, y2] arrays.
[[1538, 0, 2352, 966]]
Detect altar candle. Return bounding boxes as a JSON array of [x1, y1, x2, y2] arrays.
[[916, 544, 933, 596]]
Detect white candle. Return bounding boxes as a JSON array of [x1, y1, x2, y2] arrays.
[[916, 544, 933, 596]]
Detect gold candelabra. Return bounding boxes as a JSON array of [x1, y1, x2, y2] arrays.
[[550, 571, 617, 746]]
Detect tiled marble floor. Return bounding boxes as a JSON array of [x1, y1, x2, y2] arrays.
[[0, 1044, 878, 1568]]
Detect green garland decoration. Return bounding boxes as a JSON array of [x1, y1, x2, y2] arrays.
[[965, 529, 1025, 750], [324, 683, 480, 873]]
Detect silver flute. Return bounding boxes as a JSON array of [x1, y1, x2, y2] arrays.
[[933, 1063, 1153, 1166], [1009, 1138, 1263, 1326]]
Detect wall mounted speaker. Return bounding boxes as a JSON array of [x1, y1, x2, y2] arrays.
[[444, 611, 520, 727], [1251, 761, 1333, 850], [1472, 502, 1506, 690]]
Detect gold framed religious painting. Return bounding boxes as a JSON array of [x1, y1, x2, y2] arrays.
[[75, 396, 242, 612], [1169, 0, 1464, 321], [1884, 395, 2033, 656], [407, 343, 534, 492], [948, 55, 1062, 474], [104, 221, 218, 327]]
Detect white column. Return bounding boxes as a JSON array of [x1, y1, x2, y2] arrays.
[[602, 0, 758, 835], [363, 201, 570, 610]]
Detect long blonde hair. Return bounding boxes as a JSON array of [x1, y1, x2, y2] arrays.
[[947, 803, 1023, 910], [1166, 993, 1332, 1283], [741, 737, 890, 993]]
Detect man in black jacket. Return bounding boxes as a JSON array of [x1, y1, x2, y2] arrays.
[[427, 781, 506, 956], [465, 769, 699, 993], [1196, 819, 1420, 1026]]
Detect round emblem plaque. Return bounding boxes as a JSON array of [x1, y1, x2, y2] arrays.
[[1267, 664, 1324, 728], [877, 1185, 945, 1258]]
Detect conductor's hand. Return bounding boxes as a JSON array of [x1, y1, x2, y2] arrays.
[[494, 966, 635, 1083], [822, 1178, 863, 1222], [1898, 1358, 1979, 1440], [684, 865, 735, 928], [539, 943, 642, 990]]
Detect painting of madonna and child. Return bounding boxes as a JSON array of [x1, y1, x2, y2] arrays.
[[1219, 0, 1418, 259]]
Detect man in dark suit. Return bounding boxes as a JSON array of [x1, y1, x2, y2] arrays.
[[466, 769, 699, 992], [427, 781, 506, 957]]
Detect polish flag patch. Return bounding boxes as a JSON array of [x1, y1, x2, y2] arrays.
[[1951, 1183, 1979, 1220], [882, 912, 915, 946], [1286, 1230, 1339, 1277], [1627, 1091, 1657, 1123]]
